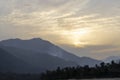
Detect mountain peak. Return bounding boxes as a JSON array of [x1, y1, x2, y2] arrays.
[[30, 38, 43, 41], [1, 38, 44, 42], [1, 38, 22, 42]]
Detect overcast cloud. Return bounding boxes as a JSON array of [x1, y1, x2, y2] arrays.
[[0, 0, 120, 59]]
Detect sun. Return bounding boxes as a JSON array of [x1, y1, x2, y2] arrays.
[[61, 28, 91, 47], [69, 28, 90, 47]]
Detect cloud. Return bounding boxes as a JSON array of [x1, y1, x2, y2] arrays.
[[60, 44, 120, 60], [0, 0, 120, 59], [93, 47, 120, 54], [0, 0, 90, 31], [1, 5, 120, 47], [1, 0, 119, 31]]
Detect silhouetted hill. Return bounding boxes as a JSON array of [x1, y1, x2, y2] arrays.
[[0, 38, 102, 67], [0, 46, 77, 71], [103, 56, 120, 63], [0, 48, 40, 73]]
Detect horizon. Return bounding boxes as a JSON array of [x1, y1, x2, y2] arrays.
[[0, 37, 119, 60], [0, 0, 120, 59]]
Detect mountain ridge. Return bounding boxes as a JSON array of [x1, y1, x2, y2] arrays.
[[103, 56, 120, 63], [0, 38, 102, 73], [0, 38, 102, 66]]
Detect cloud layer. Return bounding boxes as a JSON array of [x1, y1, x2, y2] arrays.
[[0, 0, 120, 59]]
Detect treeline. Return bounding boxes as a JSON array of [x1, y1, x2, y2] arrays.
[[1, 61, 120, 80], [41, 61, 120, 80]]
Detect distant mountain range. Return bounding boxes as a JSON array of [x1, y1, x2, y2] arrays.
[[0, 38, 102, 73], [103, 56, 120, 63]]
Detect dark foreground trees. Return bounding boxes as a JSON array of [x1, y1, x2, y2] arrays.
[[1, 61, 120, 80], [41, 61, 120, 80]]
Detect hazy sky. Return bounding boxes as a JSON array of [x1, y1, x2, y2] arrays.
[[0, 0, 120, 59]]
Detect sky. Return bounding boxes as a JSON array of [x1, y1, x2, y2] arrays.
[[0, 0, 120, 60]]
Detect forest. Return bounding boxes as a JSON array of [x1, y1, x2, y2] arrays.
[[41, 61, 120, 80], [0, 61, 120, 80]]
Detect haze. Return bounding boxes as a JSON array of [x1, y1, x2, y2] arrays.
[[0, 0, 120, 59]]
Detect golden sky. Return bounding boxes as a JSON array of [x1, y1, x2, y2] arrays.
[[0, 0, 120, 59]]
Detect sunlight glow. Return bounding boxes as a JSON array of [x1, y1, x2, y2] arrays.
[[61, 28, 91, 47], [71, 29, 90, 47]]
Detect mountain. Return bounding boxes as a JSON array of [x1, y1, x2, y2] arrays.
[[0, 38, 102, 67], [103, 56, 120, 63], [78, 57, 102, 66], [0, 48, 40, 73], [0, 46, 77, 70]]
